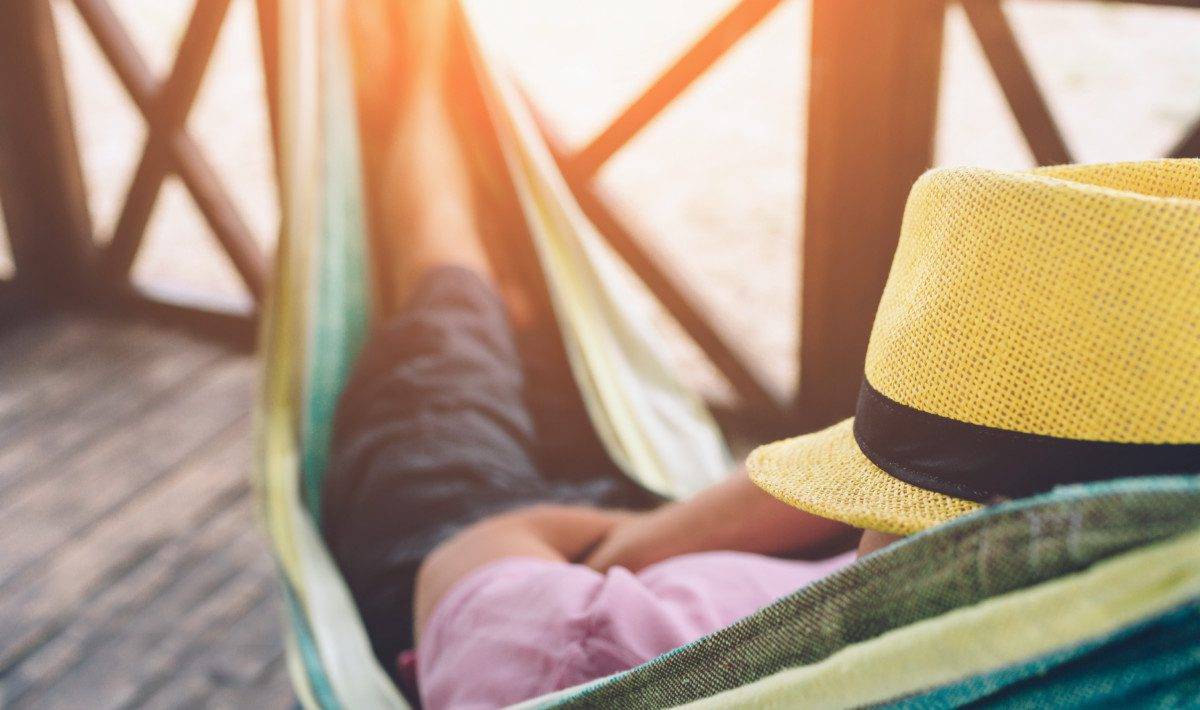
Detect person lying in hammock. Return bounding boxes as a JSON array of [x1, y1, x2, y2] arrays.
[[324, 2, 864, 706], [324, 2, 1200, 708]]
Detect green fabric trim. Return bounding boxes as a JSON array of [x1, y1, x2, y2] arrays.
[[882, 598, 1200, 708], [668, 527, 1200, 708], [543, 475, 1200, 708], [1119, 668, 1200, 709], [299, 0, 371, 519]]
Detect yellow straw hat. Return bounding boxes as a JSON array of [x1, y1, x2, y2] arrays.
[[749, 159, 1200, 536]]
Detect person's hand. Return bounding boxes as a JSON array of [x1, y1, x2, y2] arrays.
[[583, 510, 677, 573], [417, 505, 636, 638], [584, 469, 859, 573]]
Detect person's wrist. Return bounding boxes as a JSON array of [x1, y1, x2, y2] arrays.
[[585, 508, 685, 572]]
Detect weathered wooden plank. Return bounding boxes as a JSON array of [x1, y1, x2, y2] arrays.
[[0, 355, 255, 592], [40, 548, 272, 709], [0, 500, 253, 704], [0, 318, 209, 427], [6, 500, 273, 709], [0, 316, 105, 423], [0, 312, 66, 368], [0, 315, 282, 709], [205, 656, 295, 710], [0, 320, 214, 434], [0, 320, 225, 495], [0, 421, 252, 677], [136, 595, 286, 709]]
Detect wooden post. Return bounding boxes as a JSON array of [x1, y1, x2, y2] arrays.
[[255, 0, 282, 184], [1169, 117, 1200, 159], [797, 0, 946, 430], [0, 0, 96, 304]]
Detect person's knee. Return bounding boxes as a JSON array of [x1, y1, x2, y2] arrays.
[[415, 505, 555, 638]]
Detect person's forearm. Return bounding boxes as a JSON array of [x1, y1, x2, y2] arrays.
[[586, 470, 856, 572], [415, 505, 627, 639], [649, 471, 852, 556]]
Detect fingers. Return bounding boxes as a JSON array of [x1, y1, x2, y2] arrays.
[[581, 511, 651, 572]]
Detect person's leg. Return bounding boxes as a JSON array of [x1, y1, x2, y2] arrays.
[[325, 0, 540, 669], [322, 263, 555, 668], [325, 0, 655, 674], [347, 0, 488, 309]]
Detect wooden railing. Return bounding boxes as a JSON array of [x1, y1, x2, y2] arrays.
[[0, 0, 265, 344], [0, 0, 1197, 433], [798, 0, 1200, 429]]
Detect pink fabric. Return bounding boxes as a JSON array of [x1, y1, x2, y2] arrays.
[[412, 550, 856, 709]]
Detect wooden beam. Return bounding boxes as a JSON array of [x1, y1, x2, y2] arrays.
[[254, 0, 283, 187], [103, 0, 234, 283], [0, 0, 97, 304], [71, 0, 267, 301], [1169, 115, 1200, 158], [568, 0, 785, 181], [573, 180, 788, 423], [961, 0, 1071, 166], [103, 283, 257, 352], [798, 0, 947, 430], [532, 107, 787, 421], [0, 278, 47, 328], [1045, 0, 1200, 7]]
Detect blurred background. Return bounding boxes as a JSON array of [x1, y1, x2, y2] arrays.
[[0, 0, 1197, 707], [7, 0, 1200, 396]]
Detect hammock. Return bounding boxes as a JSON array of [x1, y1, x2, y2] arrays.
[[258, 0, 730, 705], [527, 476, 1200, 708], [255, 1, 1200, 707]]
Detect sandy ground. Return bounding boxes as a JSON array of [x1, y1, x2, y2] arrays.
[[3, 0, 1199, 399]]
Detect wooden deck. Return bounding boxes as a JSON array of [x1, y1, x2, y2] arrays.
[[0, 312, 292, 709]]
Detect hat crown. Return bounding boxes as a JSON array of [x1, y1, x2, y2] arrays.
[[863, 159, 1200, 444]]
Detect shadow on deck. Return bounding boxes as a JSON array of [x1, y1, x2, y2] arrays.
[[0, 312, 292, 709]]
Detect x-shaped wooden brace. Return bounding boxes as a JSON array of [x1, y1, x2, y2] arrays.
[[73, 0, 267, 302], [961, 0, 1200, 166]]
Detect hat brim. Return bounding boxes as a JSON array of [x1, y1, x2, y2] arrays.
[[747, 418, 983, 536]]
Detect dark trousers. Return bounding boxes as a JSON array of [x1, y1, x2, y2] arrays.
[[321, 267, 660, 672]]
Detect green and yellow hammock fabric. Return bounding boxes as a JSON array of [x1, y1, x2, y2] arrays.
[[255, 1, 1200, 707]]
